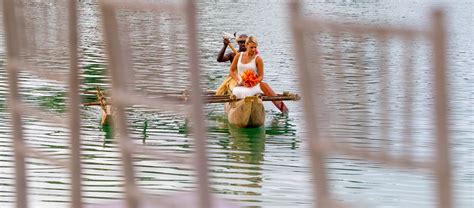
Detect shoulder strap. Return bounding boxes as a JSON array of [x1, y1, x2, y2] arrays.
[[251, 54, 260, 62], [238, 52, 244, 63]]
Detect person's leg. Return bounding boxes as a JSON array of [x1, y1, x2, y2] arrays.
[[260, 82, 289, 113]]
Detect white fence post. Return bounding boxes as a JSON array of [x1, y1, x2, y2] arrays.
[[3, 0, 28, 206], [288, 1, 452, 207]]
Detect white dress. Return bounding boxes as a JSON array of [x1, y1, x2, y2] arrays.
[[232, 53, 264, 99]]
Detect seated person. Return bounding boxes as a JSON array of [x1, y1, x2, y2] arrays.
[[228, 36, 288, 113], [215, 34, 248, 96]]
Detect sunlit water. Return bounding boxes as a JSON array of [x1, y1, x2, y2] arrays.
[[0, 0, 472, 207]]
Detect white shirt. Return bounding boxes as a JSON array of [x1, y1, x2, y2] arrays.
[[237, 52, 260, 81], [232, 52, 264, 99]]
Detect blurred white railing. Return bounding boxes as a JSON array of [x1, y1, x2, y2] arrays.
[[96, 0, 238, 208], [3, 0, 83, 208], [3, 0, 453, 208], [289, 0, 451, 207]]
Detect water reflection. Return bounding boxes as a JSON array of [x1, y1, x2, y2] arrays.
[[206, 111, 300, 205], [267, 113, 296, 136], [228, 125, 266, 165], [101, 121, 113, 148], [19, 86, 68, 113], [266, 113, 298, 150], [141, 119, 149, 144], [82, 63, 107, 87], [207, 118, 266, 202]]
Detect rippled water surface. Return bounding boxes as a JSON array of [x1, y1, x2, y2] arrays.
[[0, 0, 472, 207]]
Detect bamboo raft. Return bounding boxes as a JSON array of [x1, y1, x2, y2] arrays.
[[82, 88, 300, 127]]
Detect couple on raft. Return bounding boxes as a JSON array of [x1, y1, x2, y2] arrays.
[[215, 34, 289, 113]]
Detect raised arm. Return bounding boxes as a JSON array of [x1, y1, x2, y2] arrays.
[[229, 53, 241, 84], [217, 38, 235, 63]]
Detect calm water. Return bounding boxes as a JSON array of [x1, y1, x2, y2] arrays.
[[0, 0, 472, 207]]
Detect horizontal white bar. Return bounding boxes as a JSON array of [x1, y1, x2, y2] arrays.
[[298, 17, 431, 38], [20, 62, 69, 83], [112, 90, 190, 115], [313, 139, 433, 171], [132, 143, 192, 166], [101, 0, 183, 15], [10, 101, 68, 125], [21, 145, 68, 168]]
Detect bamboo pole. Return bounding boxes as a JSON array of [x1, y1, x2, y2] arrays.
[[227, 42, 238, 54], [83, 94, 300, 106], [205, 95, 301, 103], [82, 102, 103, 106]]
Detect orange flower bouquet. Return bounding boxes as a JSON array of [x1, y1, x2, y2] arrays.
[[241, 69, 259, 87]]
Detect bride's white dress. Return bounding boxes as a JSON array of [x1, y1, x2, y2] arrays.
[[232, 53, 263, 99]]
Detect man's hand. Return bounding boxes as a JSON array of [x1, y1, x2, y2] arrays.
[[223, 37, 230, 46]]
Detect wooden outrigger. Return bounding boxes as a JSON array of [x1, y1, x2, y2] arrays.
[[202, 90, 299, 128], [82, 88, 300, 128], [81, 87, 112, 125]]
